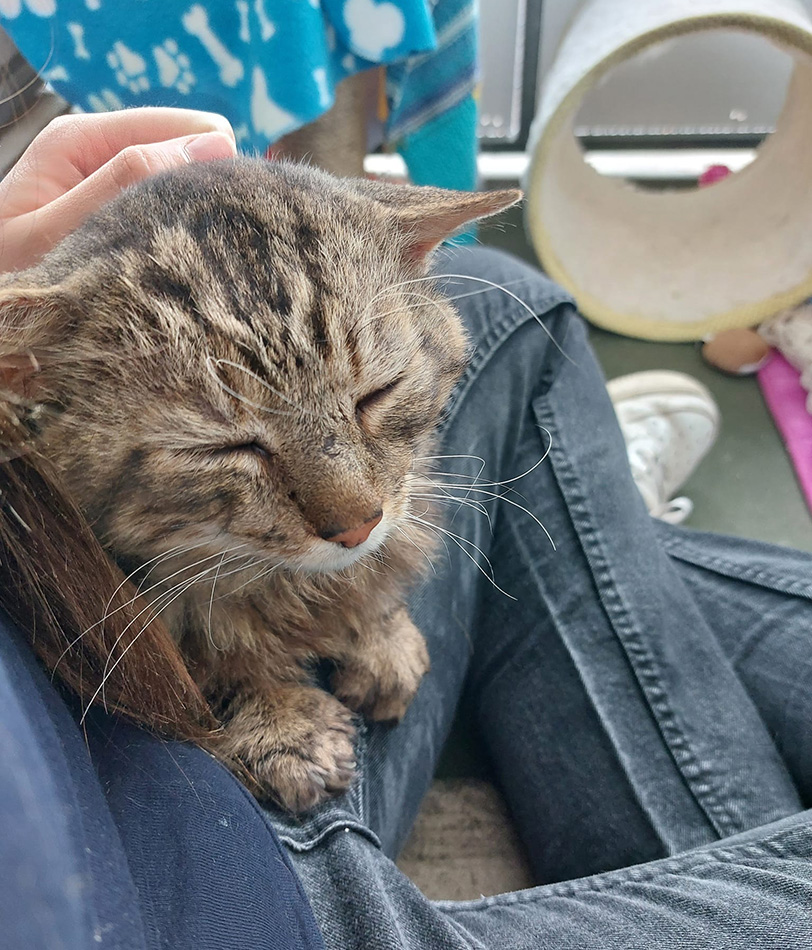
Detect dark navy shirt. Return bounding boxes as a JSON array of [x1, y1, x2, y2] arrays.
[[0, 614, 326, 950]]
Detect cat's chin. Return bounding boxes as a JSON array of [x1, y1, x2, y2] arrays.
[[290, 521, 391, 575]]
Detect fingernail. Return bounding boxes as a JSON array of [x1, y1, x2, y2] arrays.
[[183, 130, 237, 163]]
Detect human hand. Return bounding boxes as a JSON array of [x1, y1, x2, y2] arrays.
[[0, 107, 237, 273]]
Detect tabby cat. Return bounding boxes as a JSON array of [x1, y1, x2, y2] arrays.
[[0, 158, 518, 811]]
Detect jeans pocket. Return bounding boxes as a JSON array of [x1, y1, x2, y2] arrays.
[[656, 522, 812, 601]]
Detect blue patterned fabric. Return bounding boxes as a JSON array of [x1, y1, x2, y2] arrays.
[[2, 0, 476, 165], [388, 0, 478, 201]]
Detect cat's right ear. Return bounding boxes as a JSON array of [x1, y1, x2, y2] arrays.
[[350, 179, 521, 266], [0, 285, 75, 398], [394, 188, 522, 265]]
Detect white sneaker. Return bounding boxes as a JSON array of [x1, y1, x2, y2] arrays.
[[606, 370, 721, 524]]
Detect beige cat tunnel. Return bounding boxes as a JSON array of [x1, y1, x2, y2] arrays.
[[525, 0, 812, 341]]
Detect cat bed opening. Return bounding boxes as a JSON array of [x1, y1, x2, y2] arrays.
[[525, 0, 812, 341]]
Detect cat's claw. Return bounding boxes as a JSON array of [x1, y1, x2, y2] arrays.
[[259, 711, 356, 812], [263, 755, 356, 813]]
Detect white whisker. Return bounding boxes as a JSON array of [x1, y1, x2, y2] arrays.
[[358, 554, 385, 577], [205, 355, 302, 417], [412, 491, 493, 530], [352, 289, 449, 337], [418, 431, 553, 490], [391, 523, 437, 575], [363, 273, 572, 363], [207, 551, 229, 650], [415, 453, 488, 484], [415, 486, 490, 517], [119, 545, 251, 620], [219, 557, 281, 597], [130, 541, 210, 598], [407, 513, 516, 601], [95, 550, 260, 712], [52, 542, 248, 673], [418, 483, 556, 551], [435, 274, 574, 363], [97, 550, 254, 704], [99, 544, 181, 616], [83, 569, 214, 723], [444, 277, 533, 303]]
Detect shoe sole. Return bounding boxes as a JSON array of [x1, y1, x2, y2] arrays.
[[606, 370, 718, 410]]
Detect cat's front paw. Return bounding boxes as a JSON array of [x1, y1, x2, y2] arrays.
[[332, 611, 430, 722], [218, 685, 357, 812]]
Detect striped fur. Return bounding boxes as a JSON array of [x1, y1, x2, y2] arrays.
[[0, 158, 519, 810]]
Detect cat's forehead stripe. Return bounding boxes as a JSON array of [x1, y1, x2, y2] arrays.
[[308, 301, 331, 357], [140, 263, 212, 333], [111, 181, 458, 403]]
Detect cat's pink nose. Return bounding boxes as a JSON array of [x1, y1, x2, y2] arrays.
[[321, 512, 382, 548]]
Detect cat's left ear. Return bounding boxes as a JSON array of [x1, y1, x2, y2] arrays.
[[0, 284, 78, 398], [354, 180, 522, 264]]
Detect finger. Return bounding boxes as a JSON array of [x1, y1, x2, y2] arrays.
[[0, 131, 235, 270], [82, 125, 235, 189], [55, 108, 237, 178], [4, 109, 237, 214]]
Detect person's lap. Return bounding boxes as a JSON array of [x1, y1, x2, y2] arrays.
[[269, 245, 812, 948], [9, 243, 803, 949]]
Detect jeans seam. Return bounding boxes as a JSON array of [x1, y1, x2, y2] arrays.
[[660, 536, 812, 599], [274, 726, 377, 853], [533, 398, 742, 840], [278, 818, 382, 853], [505, 520, 703, 846], [436, 821, 806, 912], [355, 720, 367, 824]]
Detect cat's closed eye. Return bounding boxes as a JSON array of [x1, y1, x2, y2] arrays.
[[213, 441, 274, 461], [355, 378, 403, 422]]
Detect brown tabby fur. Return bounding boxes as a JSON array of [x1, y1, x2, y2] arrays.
[[0, 157, 518, 811]]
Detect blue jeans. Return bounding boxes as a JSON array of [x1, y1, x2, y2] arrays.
[[269, 246, 812, 948]]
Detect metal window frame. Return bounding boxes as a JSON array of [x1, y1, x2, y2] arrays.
[[479, 0, 545, 150]]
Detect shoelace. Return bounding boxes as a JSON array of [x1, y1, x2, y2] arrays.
[[649, 496, 693, 525], [626, 438, 694, 525]]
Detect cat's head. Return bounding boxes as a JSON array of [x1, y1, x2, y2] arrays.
[[0, 158, 518, 577]]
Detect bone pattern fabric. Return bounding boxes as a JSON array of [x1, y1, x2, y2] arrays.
[[2, 0, 477, 177]]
